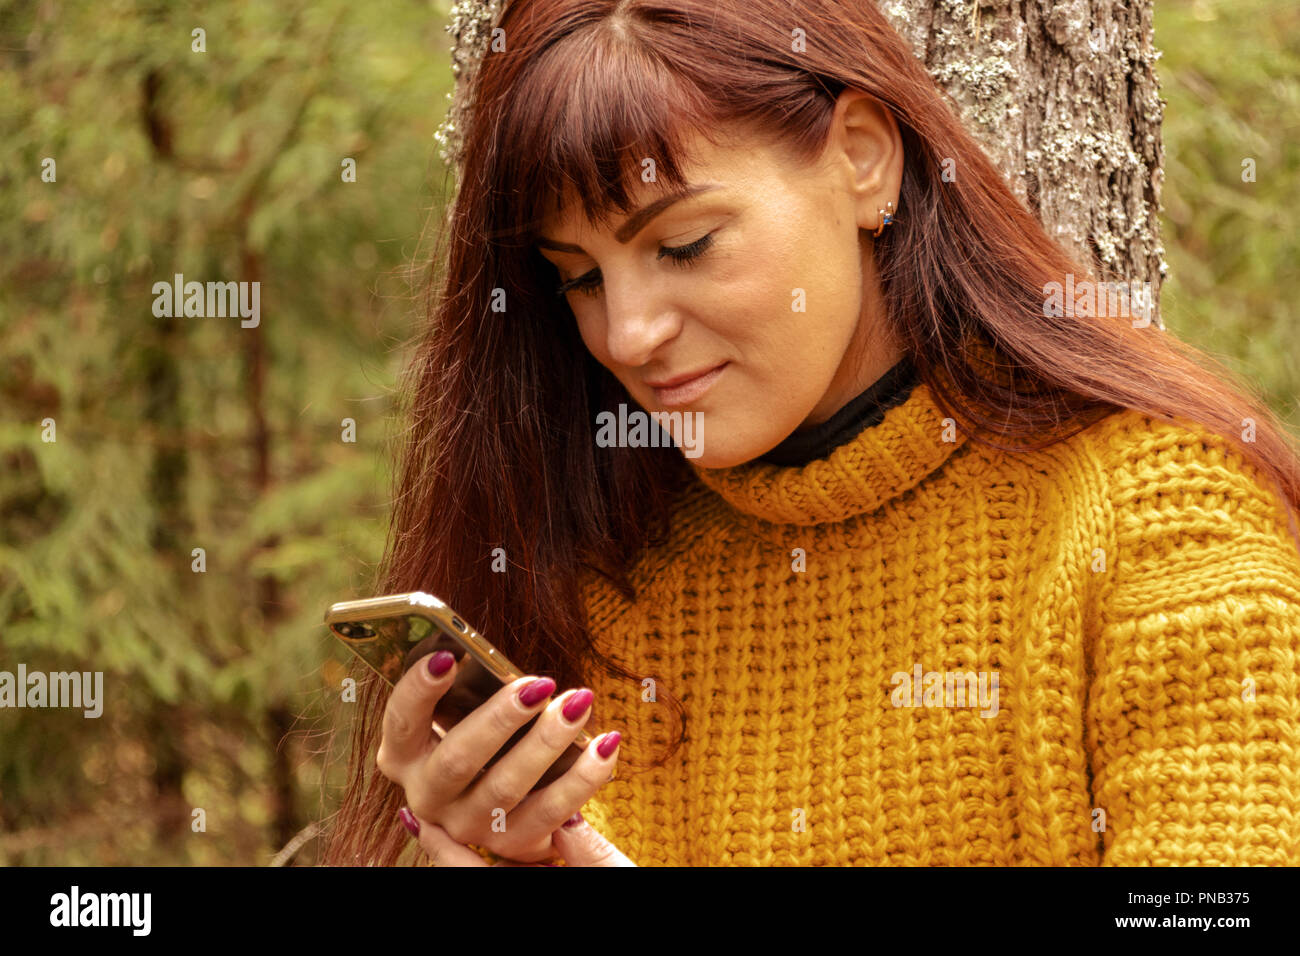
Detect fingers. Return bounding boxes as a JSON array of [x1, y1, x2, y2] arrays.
[[417, 674, 558, 811], [400, 804, 635, 868], [401, 807, 556, 866], [448, 687, 596, 827], [493, 858, 562, 867], [380, 661, 620, 863], [401, 808, 490, 867], [376, 651, 457, 779], [551, 812, 637, 867], [473, 730, 623, 858]]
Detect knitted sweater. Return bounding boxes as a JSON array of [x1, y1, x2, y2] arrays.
[[574, 377, 1300, 866]]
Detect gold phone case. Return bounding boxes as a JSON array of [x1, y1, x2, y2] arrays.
[[324, 591, 602, 788]]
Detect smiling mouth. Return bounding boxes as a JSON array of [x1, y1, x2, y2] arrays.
[[649, 362, 729, 407]]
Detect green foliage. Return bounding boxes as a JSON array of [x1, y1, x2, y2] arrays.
[[1156, 0, 1300, 430], [0, 0, 455, 864]]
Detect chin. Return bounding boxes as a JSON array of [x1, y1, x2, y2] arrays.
[[658, 404, 799, 469], [677, 431, 771, 469]]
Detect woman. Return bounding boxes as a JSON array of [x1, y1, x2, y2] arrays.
[[324, 0, 1300, 866]]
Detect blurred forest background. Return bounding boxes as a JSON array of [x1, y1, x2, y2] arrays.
[[1, 0, 1296, 864]]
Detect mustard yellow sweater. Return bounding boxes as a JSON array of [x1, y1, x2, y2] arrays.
[[575, 379, 1300, 865]]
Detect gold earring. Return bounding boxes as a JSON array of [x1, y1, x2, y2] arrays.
[[873, 200, 897, 237]]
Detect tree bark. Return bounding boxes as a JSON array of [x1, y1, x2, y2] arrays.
[[433, 0, 1166, 329]]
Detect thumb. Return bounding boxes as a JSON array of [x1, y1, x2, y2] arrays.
[[551, 812, 637, 867]]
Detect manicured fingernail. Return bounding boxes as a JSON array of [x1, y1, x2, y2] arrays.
[[398, 807, 420, 837], [596, 731, 621, 759], [562, 812, 584, 829], [561, 688, 594, 723], [518, 677, 556, 707], [428, 651, 455, 677]]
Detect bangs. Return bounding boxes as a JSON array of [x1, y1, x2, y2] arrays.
[[490, 27, 730, 242]]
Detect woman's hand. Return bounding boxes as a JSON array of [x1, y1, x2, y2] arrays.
[[400, 808, 637, 866], [376, 649, 624, 864]]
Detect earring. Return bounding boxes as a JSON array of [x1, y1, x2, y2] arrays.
[[873, 200, 897, 237]]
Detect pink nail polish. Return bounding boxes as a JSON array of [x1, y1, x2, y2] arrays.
[[561, 689, 594, 722], [563, 812, 584, 829], [596, 732, 621, 759], [518, 677, 556, 707], [428, 651, 454, 677], [398, 807, 420, 837]]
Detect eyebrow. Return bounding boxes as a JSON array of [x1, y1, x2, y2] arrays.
[[535, 183, 723, 253]]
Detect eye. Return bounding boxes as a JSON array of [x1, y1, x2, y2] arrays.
[[553, 233, 715, 298]]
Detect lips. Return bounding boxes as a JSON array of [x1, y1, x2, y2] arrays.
[[648, 362, 728, 408], [645, 364, 724, 389]]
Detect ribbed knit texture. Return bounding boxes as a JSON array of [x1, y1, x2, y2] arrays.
[[573, 379, 1300, 865]]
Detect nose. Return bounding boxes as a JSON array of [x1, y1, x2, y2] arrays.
[[602, 281, 682, 368]]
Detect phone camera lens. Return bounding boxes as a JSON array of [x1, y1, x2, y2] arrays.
[[336, 622, 376, 640]]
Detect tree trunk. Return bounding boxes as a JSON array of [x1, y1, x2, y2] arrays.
[[433, 0, 1166, 329]]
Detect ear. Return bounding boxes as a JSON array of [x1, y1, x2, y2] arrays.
[[829, 89, 904, 233]]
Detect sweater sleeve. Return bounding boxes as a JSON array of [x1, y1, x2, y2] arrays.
[[1085, 415, 1300, 865]]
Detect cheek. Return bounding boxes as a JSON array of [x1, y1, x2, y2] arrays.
[[732, 280, 845, 384], [571, 306, 608, 363]]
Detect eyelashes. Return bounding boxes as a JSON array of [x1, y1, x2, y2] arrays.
[[554, 233, 715, 298]]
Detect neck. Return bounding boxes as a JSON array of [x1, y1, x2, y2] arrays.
[[798, 274, 900, 430]]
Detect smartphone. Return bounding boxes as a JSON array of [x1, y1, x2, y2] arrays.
[[324, 591, 600, 791]]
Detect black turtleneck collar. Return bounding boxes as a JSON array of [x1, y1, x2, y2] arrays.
[[758, 356, 920, 467]]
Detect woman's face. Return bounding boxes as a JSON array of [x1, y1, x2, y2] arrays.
[[536, 91, 905, 469]]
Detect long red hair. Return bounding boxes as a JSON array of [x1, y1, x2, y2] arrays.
[[322, 0, 1300, 865]]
